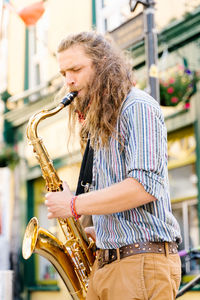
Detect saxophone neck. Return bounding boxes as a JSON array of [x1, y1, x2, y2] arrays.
[[27, 91, 78, 140], [27, 103, 64, 140]]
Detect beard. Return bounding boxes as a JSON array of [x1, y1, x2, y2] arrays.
[[73, 79, 94, 118], [74, 93, 90, 116]]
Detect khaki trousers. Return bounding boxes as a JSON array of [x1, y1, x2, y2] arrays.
[[86, 251, 181, 300]]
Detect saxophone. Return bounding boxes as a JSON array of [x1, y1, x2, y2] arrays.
[[22, 92, 95, 300]]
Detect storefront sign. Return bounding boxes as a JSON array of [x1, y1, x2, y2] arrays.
[[109, 12, 144, 49]]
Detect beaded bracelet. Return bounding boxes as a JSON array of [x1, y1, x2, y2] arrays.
[[70, 196, 81, 221]]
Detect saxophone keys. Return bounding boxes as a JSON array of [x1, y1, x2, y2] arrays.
[[64, 238, 76, 247]]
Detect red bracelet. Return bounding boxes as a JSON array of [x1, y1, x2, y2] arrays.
[[70, 196, 81, 221]]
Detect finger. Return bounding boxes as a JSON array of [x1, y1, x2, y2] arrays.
[[47, 212, 53, 219], [62, 181, 70, 191], [85, 226, 96, 241], [45, 192, 51, 199], [85, 226, 95, 233], [44, 200, 48, 206]]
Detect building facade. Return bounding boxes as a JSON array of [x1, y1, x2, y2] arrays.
[[1, 0, 200, 299], [0, 0, 95, 299], [95, 1, 200, 298]]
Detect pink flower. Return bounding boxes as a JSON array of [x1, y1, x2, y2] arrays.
[[169, 78, 175, 84], [184, 102, 190, 109], [160, 80, 168, 87], [163, 82, 169, 87], [171, 97, 179, 103], [177, 65, 184, 70], [167, 87, 174, 94]]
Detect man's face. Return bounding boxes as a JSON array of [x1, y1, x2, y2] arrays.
[[58, 45, 95, 110]]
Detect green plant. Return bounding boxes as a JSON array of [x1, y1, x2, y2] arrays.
[[159, 64, 200, 109], [0, 145, 20, 169]]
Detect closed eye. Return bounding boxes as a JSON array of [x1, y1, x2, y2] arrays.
[[59, 71, 65, 77], [59, 67, 82, 77], [73, 68, 81, 72]]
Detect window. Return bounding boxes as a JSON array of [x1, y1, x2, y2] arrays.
[[95, 0, 134, 33], [0, 195, 2, 235], [169, 164, 198, 200], [0, 168, 11, 270], [28, 9, 49, 100], [0, 0, 9, 93], [168, 127, 200, 275], [172, 200, 199, 274]]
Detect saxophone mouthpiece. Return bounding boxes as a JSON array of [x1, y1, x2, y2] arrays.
[[61, 91, 78, 107]]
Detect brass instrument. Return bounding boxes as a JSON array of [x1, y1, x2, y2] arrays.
[[22, 92, 95, 300]]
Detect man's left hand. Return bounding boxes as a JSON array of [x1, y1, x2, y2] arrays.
[[44, 181, 73, 219]]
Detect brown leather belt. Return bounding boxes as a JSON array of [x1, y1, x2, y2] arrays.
[[97, 241, 178, 269]]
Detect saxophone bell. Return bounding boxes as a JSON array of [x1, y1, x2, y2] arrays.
[[22, 217, 38, 259], [22, 217, 84, 299]]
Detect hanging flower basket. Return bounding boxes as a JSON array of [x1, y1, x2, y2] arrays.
[[159, 64, 200, 109], [0, 146, 20, 169]]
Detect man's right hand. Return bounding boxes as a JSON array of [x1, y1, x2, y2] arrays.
[[85, 226, 96, 242]]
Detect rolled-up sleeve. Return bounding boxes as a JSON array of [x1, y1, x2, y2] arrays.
[[121, 101, 167, 201]]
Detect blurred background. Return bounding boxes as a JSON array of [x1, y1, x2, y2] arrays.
[[0, 0, 200, 299]]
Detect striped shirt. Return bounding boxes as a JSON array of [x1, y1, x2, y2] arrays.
[[91, 87, 181, 249]]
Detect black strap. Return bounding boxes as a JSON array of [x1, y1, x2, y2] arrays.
[[75, 139, 94, 195]]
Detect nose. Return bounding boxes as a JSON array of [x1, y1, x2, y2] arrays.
[[65, 72, 75, 86]]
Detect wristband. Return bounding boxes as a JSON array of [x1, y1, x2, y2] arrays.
[[70, 196, 81, 221]]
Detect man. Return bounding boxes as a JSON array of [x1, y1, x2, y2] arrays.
[[45, 31, 182, 300]]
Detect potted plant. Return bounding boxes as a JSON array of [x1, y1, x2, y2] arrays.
[[159, 64, 199, 109]]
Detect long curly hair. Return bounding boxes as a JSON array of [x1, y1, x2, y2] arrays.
[[57, 31, 133, 148]]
